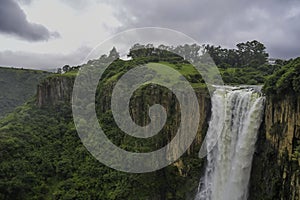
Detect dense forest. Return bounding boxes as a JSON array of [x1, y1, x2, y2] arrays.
[[0, 41, 299, 199], [0, 67, 49, 118]]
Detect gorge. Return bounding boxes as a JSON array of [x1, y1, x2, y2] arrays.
[[0, 51, 299, 199], [33, 65, 299, 199]]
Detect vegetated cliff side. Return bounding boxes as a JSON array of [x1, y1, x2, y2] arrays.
[[250, 57, 300, 200], [37, 72, 300, 200], [0, 67, 49, 118], [4, 57, 299, 199], [37, 75, 75, 107], [249, 95, 300, 200], [36, 72, 211, 199]]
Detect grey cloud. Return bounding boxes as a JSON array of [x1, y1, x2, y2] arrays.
[[0, 47, 92, 70], [113, 0, 300, 59], [17, 0, 32, 5], [0, 0, 60, 41], [61, 0, 91, 10]]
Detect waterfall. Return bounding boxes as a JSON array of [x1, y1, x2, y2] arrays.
[[195, 86, 265, 200]]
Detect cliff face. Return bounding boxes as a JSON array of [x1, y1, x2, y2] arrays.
[[0, 67, 49, 118], [249, 96, 300, 200], [37, 76, 74, 107], [37, 75, 300, 199], [38, 76, 211, 148], [98, 83, 212, 187], [97, 82, 211, 148], [265, 96, 300, 160], [37, 75, 211, 199]]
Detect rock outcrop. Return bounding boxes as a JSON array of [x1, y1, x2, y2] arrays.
[[36, 74, 300, 199], [37, 76, 74, 107], [36, 74, 212, 198], [249, 96, 300, 200]]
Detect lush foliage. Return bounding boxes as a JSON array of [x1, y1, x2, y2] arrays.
[[204, 40, 281, 85], [0, 56, 205, 199], [264, 57, 300, 97], [0, 67, 49, 118], [128, 41, 278, 85], [0, 42, 295, 199], [205, 40, 269, 69], [0, 101, 203, 199]]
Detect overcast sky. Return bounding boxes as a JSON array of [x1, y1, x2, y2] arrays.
[[0, 0, 300, 69]]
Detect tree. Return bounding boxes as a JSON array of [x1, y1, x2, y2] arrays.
[[173, 44, 200, 61], [236, 40, 269, 68], [204, 45, 239, 68], [62, 65, 70, 73], [57, 68, 62, 74], [128, 44, 148, 58], [204, 40, 269, 68]]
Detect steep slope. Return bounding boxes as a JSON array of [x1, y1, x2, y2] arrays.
[[1, 52, 299, 199], [0, 58, 211, 200], [0, 67, 49, 118], [249, 58, 300, 200]]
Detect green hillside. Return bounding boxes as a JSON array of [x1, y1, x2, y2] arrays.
[[0, 43, 297, 199], [264, 57, 300, 97], [0, 57, 206, 200], [0, 67, 49, 118]]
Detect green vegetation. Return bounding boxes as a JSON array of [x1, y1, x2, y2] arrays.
[[205, 40, 269, 69], [0, 54, 206, 199], [264, 57, 300, 97], [0, 100, 203, 199], [0, 67, 49, 118], [50, 69, 78, 78], [205, 40, 280, 85], [0, 41, 297, 199], [128, 41, 279, 85], [219, 65, 267, 85]]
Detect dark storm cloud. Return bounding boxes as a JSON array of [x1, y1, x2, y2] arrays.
[[113, 0, 300, 59], [0, 0, 59, 41]]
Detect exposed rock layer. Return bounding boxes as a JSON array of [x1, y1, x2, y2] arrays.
[[249, 96, 300, 200], [37, 76, 300, 199]]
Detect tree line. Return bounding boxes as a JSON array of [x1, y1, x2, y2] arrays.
[[57, 40, 275, 74]]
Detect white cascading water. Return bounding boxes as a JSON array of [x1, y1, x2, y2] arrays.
[[195, 86, 265, 200]]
